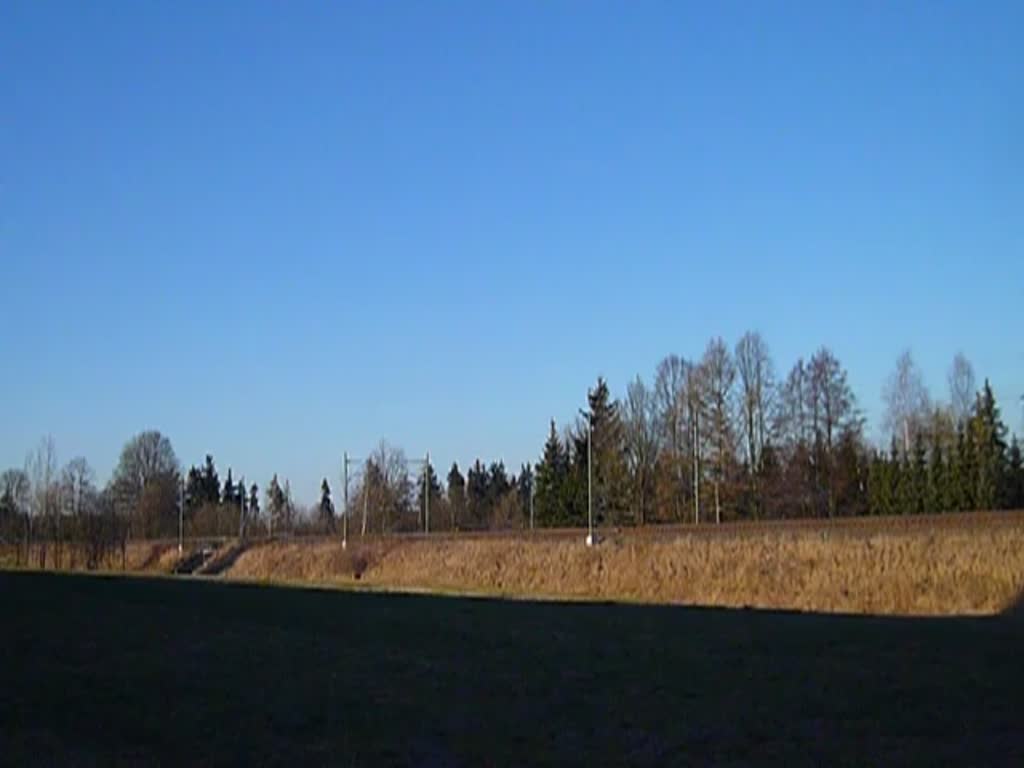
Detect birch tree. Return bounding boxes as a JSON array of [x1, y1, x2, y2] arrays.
[[882, 349, 931, 455], [948, 352, 976, 427]]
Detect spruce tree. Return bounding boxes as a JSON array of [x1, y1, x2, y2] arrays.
[[446, 463, 466, 530], [587, 377, 629, 523], [201, 454, 219, 506], [879, 450, 896, 516], [248, 483, 260, 528], [535, 420, 568, 526], [867, 452, 886, 515], [895, 441, 914, 514], [487, 461, 510, 513], [971, 381, 1008, 510], [185, 465, 204, 514], [881, 436, 900, 515], [222, 468, 235, 507], [910, 430, 928, 514], [928, 439, 947, 513], [466, 460, 489, 529], [518, 463, 534, 518], [319, 478, 335, 532], [1007, 437, 1023, 510], [416, 461, 442, 530], [955, 423, 976, 511]]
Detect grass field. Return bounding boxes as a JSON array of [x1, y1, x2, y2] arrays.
[[2, 572, 1022, 765]]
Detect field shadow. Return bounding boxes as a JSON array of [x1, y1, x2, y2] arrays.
[[3, 569, 1024, 766]]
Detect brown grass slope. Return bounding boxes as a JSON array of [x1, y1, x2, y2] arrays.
[[225, 512, 1024, 616]]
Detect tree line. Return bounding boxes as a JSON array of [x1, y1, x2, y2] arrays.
[[530, 340, 1022, 527], [2, 335, 1022, 567]]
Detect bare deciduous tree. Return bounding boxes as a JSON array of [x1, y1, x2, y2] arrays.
[[948, 352, 976, 426], [653, 355, 687, 521], [623, 375, 658, 525], [361, 441, 412, 535], [808, 347, 861, 517], [62, 457, 95, 567], [62, 458, 94, 517], [735, 331, 777, 517], [26, 436, 59, 567], [701, 338, 736, 524], [111, 430, 179, 539], [882, 349, 932, 455], [683, 360, 705, 524], [735, 332, 775, 470], [1, 468, 31, 558]]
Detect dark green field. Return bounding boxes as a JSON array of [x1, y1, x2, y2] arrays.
[[1, 573, 1022, 766]]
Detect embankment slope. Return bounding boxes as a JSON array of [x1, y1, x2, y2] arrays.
[[225, 514, 1024, 615]]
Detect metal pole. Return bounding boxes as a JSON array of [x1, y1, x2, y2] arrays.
[[342, 453, 349, 549]]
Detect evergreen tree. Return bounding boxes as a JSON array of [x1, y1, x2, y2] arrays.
[[587, 377, 629, 523], [248, 483, 260, 528], [928, 439, 947, 513], [265, 474, 284, 536], [910, 430, 927, 514], [895, 442, 914, 514], [222, 468, 235, 507], [237, 475, 247, 537], [879, 453, 896, 516], [534, 420, 568, 526], [566, 429, 589, 525], [971, 380, 1008, 510], [282, 479, 294, 531], [867, 451, 886, 515], [955, 422, 976, 511], [758, 441, 781, 519], [466, 460, 489, 529], [201, 454, 220, 506], [878, 436, 900, 516], [416, 461, 442, 530], [1007, 437, 1023, 510], [833, 429, 868, 517], [184, 465, 204, 513], [486, 461, 510, 513], [319, 478, 335, 532], [518, 463, 534, 518], [446, 462, 465, 530]]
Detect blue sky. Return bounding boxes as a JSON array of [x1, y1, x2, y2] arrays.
[[2, 2, 1021, 503]]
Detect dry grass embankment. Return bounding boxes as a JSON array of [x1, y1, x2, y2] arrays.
[[225, 512, 1024, 616]]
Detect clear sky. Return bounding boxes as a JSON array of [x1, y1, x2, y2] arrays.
[[3, 2, 1022, 503]]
